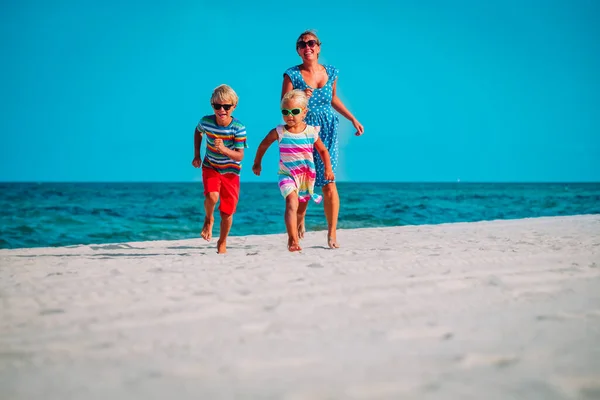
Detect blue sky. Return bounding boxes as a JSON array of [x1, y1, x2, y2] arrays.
[[1, 0, 599, 182]]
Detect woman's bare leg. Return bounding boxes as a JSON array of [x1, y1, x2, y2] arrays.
[[322, 183, 340, 248]]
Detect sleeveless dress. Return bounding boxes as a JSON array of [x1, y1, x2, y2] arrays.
[[284, 65, 339, 187], [276, 124, 323, 204]]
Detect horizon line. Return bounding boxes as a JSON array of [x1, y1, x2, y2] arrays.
[[1, 180, 599, 184]]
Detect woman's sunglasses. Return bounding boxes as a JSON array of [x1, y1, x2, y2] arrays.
[[296, 40, 318, 49], [212, 103, 233, 111], [281, 108, 302, 116]]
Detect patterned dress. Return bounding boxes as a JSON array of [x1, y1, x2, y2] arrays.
[[276, 124, 322, 204], [284, 65, 339, 187]]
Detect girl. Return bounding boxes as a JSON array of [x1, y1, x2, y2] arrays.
[[253, 90, 334, 252]]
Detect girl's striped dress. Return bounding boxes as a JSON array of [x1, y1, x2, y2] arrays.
[[276, 124, 322, 203]]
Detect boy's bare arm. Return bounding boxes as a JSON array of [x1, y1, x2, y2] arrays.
[[315, 138, 335, 180], [252, 129, 278, 176], [214, 139, 244, 162], [192, 128, 203, 167]]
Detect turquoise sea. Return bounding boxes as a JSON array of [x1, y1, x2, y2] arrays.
[[0, 182, 599, 249]]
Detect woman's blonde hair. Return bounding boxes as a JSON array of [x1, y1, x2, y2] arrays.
[[210, 84, 238, 105], [281, 89, 309, 109]]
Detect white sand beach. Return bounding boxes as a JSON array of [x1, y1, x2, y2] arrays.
[[1, 215, 599, 399]]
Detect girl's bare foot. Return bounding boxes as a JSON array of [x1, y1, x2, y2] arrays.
[[201, 217, 214, 241], [328, 235, 340, 249], [217, 239, 227, 254]]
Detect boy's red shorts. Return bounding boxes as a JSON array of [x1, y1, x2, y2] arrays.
[[202, 167, 240, 215]]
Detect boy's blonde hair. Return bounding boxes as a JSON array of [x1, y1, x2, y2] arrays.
[[211, 84, 238, 105], [281, 89, 309, 109]]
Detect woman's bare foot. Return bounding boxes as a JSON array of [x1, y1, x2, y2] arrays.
[[217, 239, 227, 254], [288, 243, 302, 252], [298, 219, 306, 239], [327, 235, 340, 249], [201, 217, 214, 241], [287, 238, 302, 252]]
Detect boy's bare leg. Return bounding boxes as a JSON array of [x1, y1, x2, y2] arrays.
[[285, 193, 301, 252], [322, 183, 340, 249], [216, 210, 232, 254], [201, 192, 219, 241], [297, 201, 309, 239]]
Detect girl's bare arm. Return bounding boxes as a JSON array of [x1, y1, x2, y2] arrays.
[[252, 129, 278, 175]]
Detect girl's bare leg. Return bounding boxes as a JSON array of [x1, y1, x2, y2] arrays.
[[322, 183, 340, 248], [285, 193, 301, 251], [297, 201, 309, 239], [202, 192, 219, 241], [216, 211, 232, 254]]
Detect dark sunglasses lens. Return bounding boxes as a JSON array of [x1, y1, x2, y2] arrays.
[[297, 40, 317, 49], [213, 104, 232, 110], [292, 109, 301, 115], [281, 110, 289, 116]]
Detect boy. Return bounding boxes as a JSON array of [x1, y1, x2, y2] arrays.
[[192, 84, 247, 254]]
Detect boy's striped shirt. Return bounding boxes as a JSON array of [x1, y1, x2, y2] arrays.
[[196, 115, 247, 175]]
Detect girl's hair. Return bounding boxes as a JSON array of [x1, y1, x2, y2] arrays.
[[296, 29, 321, 47], [210, 84, 238, 105], [281, 89, 309, 109]]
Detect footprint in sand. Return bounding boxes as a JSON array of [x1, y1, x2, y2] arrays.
[[553, 376, 600, 400], [537, 310, 600, 321], [240, 321, 270, 334], [387, 326, 454, 341], [457, 353, 520, 369], [436, 279, 469, 291]]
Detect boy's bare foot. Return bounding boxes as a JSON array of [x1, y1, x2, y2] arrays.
[[298, 219, 306, 239], [201, 217, 214, 241], [327, 235, 340, 249], [217, 239, 227, 254]]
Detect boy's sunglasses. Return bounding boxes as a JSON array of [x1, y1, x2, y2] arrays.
[[212, 103, 233, 111], [296, 40, 318, 49], [281, 108, 302, 116]]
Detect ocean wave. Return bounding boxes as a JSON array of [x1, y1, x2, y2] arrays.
[[1, 182, 599, 249]]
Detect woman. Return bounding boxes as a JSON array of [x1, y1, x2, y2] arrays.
[[282, 30, 364, 249]]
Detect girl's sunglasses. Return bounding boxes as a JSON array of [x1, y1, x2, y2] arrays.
[[212, 103, 233, 111], [281, 108, 302, 116], [296, 40, 318, 49]]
